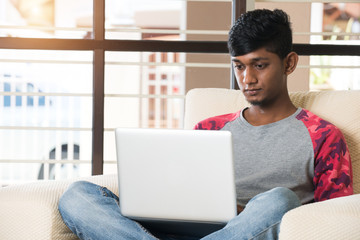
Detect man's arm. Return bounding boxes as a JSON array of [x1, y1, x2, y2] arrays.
[[237, 205, 244, 214], [313, 124, 353, 202], [193, 112, 241, 130]]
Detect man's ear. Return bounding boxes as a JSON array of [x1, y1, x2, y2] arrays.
[[284, 52, 298, 75]]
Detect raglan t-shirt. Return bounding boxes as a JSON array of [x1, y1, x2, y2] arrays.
[[194, 107, 353, 207]]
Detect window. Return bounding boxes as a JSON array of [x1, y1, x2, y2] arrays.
[[310, 2, 360, 90], [0, 49, 93, 185], [0, 0, 234, 184], [1, 0, 358, 184]]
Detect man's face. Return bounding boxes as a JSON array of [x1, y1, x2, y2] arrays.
[[232, 48, 288, 107]]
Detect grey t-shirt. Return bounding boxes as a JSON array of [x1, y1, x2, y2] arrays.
[[196, 108, 315, 206]]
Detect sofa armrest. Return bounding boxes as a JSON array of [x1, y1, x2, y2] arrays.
[[0, 174, 118, 240], [279, 194, 360, 240]]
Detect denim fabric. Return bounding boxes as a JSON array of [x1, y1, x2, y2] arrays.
[[59, 181, 301, 240], [201, 187, 301, 240]]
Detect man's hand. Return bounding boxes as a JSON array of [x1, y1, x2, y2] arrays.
[[237, 204, 244, 214]]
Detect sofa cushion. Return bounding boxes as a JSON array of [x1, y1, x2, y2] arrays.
[[0, 174, 118, 240]]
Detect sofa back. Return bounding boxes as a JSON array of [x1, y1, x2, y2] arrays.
[[184, 88, 360, 194]]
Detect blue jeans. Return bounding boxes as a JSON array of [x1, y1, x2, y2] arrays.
[[59, 181, 301, 240]]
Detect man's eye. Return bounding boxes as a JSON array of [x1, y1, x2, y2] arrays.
[[234, 65, 244, 70], [255, 64, 267, 69]]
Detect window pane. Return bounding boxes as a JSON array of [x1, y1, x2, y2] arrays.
[[103, 51, 230, 174], [0, 0, 93, 39], [104, 51, 187, 131], [0, 130, 92, 186], [309, 55, 360, 91], [105, 0, 231, 41], [314, 3, 360, 43], [0, 50, 93, 184]]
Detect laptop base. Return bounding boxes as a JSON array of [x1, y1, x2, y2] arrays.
[[138, 219, 226, 238]]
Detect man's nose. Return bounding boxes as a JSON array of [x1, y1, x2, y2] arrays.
[[242, 68, 257, 85]]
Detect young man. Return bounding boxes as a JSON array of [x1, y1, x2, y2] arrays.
[[59, 9, 353, 240]]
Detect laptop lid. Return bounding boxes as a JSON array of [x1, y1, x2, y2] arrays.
[[115, 128, 237, 236]]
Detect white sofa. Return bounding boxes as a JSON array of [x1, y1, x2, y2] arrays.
[[0, 88, 359, 240]]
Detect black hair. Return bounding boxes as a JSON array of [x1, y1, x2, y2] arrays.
[[228, 9, 293, 59]]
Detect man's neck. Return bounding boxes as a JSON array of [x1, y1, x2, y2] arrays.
[[243, 100, 297, 126]]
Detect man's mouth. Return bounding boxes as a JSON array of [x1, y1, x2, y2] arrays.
[[245, 88, 261, 95]]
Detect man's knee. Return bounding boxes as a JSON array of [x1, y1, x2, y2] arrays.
[[248, 187, 301, 213], [265, 187, 301, 211], [59, 181, 96, 213], [269, 187, 297, 198]]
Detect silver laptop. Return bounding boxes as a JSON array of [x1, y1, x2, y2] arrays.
[[115, 128, 237, 237]]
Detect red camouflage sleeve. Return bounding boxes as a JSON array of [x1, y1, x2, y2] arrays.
[[193, 111, 241, 130], [296, 109, 353, 201]]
